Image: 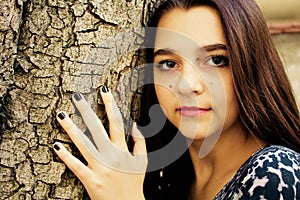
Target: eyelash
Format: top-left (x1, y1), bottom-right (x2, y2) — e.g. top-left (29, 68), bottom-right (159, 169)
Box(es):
top-left (205, 54), bottom-right (229, 68)
top-left (154, 54), bottom-right (229, 71)
top-left (155, 60), bottom-right (178, 71)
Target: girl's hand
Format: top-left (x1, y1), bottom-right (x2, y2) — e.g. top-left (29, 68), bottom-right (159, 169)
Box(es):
top-left (53, 87), bottom-right (147, 200)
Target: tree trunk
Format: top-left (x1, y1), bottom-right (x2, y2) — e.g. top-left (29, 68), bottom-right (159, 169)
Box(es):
top-left (0, 0), bottom-right (159, 199)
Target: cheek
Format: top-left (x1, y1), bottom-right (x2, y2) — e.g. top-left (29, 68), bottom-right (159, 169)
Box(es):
top-left (226, 94), bottom-right (239, 118)
top-left (154, 84), bottom-right (179, 117)
top-left (154, 70), bottom-right (177, 106)
top-left (224, 76), bottom-right (237, 110)
top-left (213, 70), bottom-right (239, 126)
top-left (154, 84), bottom-right (174, 107)
top-left (223, 79), bottom-right (239, 125)
top-left (218, 70), bottom-right (236, 106)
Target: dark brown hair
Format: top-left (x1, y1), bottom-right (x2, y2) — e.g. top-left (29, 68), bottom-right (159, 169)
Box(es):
top-left (142, 0), bottom-right (300, 153)
top-left (139, 1), bottom-right (300, 198)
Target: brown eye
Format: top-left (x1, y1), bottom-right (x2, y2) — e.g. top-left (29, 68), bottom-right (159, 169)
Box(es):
top-left (155, 60), bottom-right (177, 71)
top-left (207, 55), bottom-right (229, 67)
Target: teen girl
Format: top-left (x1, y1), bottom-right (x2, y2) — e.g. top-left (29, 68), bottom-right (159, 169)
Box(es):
top-left (53, 0), bottom-right (300, 199)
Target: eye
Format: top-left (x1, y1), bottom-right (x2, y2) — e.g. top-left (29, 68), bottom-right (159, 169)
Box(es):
top-left (206, 55), bottom-right (229, 67)
top-left (155, 60), bottom-right (178, 71)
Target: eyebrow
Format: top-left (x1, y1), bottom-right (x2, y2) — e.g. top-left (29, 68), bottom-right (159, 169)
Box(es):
top-left (203, 43), bottom-right (227, 52)
top-left (153, 48), bottom-right (175, 57)
top-left (154, 43), bottom-right (227, 57)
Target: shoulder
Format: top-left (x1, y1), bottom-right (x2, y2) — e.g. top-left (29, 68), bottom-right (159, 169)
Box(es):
top-left (235, 145), bottom-right (300, 199)
top-left (250, 145), bottom-right (300, 170)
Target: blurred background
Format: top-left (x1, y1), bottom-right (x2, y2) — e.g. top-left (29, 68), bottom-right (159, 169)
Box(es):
top-left (257, 0), bottom-right (300, 107)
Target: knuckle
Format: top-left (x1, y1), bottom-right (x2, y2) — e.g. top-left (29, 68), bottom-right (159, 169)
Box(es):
top-left (64, 154), bottom-right (82, 173)
top-left (113, 117), bottom-right (124, 126)
top-left (71, 164), bottom-right (83, 174)
top-left (61, 119), bottom-right (76, 132)
top-left (92, 179), bottom-right (104, 189)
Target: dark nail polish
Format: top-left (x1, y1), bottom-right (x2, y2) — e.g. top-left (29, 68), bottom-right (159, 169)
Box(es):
top-left (102, 85), bottom-right (109, 93)
top-left (58, 112), bottom-right (65, 120)
top-left (74, 93), bottom-right (82, 101)
top-left (54, 144), bottom-right (60, 151)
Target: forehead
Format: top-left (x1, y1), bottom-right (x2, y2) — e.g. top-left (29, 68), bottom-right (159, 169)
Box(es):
top-left (155, 6), bottom-right (227, 50)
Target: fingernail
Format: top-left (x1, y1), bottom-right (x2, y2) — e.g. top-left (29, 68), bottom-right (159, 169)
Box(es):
top-left (102, 85), bottom-right (109, 93)
top-left (58, 112), bottom-right (66, 120)
top-left (54, 143), bottom-right (60, 151)
top-left (74, 92), bottom-right (82, 101)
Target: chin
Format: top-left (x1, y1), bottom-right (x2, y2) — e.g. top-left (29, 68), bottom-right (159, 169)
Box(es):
top-left (179, 127), bottom-right (209, 140)
top-left (180, 123), bottom-right (225, 143)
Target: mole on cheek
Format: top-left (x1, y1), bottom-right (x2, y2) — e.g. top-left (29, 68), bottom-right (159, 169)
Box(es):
top-left (169, 85), bottom-right (172, 88)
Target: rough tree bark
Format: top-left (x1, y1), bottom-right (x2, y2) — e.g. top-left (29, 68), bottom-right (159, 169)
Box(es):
top-left (0, 0), bottom-right (159, 199)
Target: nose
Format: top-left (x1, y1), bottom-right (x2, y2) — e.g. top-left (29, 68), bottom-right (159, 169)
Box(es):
top-left (176, 61), bottom-right (205, 96)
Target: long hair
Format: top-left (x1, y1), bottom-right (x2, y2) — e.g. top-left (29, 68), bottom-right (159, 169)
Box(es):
top-left (139, 0), bottom-right (300, 199)
top-left (142, 0), bottom-right (300, 153)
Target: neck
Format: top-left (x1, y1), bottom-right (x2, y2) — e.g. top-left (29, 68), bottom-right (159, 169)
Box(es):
top-left (187, 123), bottom-right (266, 200)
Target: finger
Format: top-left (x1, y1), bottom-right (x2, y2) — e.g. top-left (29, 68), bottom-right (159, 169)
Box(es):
top-left (132, 123), bottom-right (147, 155)
top-left (131, 123), bottom-right (148, 173)
top-left (53, 142), bottom-right (93, 182)
top-left (100, 86), bottom-right (127, 150)
top-left (72, 93), bottom-right (111, 151)
top-left (56, 111), bottom-right (103, 163)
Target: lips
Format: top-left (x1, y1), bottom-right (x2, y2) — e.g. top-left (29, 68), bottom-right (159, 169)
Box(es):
top-left (177, 106), bottom-right (211, 117)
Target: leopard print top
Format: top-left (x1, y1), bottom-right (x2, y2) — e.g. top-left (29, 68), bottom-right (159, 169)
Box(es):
top-left (214, 145), bottom-right (300, 200)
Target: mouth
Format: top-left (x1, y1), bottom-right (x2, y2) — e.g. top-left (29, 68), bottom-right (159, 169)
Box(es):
top-left (176, 106), bottom-right (211, 117)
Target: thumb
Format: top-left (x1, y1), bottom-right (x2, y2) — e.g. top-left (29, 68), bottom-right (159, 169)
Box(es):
top-left (132, 123), bottom-right (147, 155)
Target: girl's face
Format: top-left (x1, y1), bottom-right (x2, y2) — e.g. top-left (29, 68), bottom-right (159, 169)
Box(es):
top-left (153, 6), bottom-right (240, 141)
